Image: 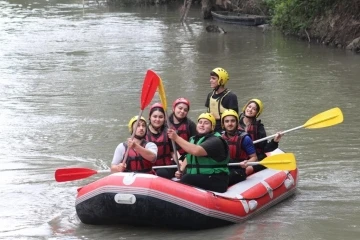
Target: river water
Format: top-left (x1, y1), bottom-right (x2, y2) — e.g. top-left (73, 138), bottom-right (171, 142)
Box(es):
top-left (0, 0), bottom-right (359, 239)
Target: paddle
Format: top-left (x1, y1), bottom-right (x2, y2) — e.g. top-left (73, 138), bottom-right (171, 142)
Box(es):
top-left (121, 70), bottom-right (160, 163)
top-left (253, 107), bottom-right (343, 144)
top-left (153, 153), bottom-right (297, 171)
top-left (54, 153), bottom-right (296, 182)
top-left (156, 75), bottom-right (181, 171)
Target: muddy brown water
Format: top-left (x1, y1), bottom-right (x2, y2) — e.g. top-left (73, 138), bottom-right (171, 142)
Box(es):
top-left (0, 1), bottom-right (359, 239)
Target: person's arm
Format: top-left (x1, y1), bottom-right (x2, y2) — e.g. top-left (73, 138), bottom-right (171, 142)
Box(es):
top-left (138, 142), bottom-right (157, 163)
top-left (205, 92), bottom-right (211, 109)
top-left (241, 136), bottom-right (258, 162)
top-left (222, 92), bottom-right (239, 114)
top-left (111, 143), bottom-right (126, 172)
top-left (167, 129), bottom-right (208, 156)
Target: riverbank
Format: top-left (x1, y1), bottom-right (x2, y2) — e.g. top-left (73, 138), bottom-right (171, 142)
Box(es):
top-left (223, 0), bottom-right (360, 53)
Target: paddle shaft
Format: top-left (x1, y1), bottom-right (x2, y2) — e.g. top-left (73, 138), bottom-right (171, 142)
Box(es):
top-left (164, 111), bottom-right (181, 171)
top-left (252, 108), bottom-right (342, 144)
top-left (253, 125), bottom-right (302, 144)
top-left (153, 162), bottom-right (251, 169)
top-left (121, 109), bottom-right (144, 163)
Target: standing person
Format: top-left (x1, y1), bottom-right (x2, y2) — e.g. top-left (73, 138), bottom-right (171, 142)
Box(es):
top-left (168, 98), bottom-right (197, 158)
top-left (146, 103), bottom-right (177, 179)
top-left (239, 99), bottom-right (282, 173)
top-left (111, 116), bottom-right (157, 174)
top-left (221, 109), bottom-right (258, 185)
top-left (167, 113), bottom-right (230, 193)
top-left (205, 67), bottom-right (239, 133)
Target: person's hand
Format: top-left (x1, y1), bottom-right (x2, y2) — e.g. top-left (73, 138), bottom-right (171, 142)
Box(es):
top-left (167, 128), bottom-right (178, 141)
top-left (274, 132), bottom-right (283, 143)
top-left (127, 138), bottom-right (137, 149)
top-left (175, 170), bottom-right (182, 179)
top-left (239, 160), bottom-right (248, 168)
top-left (115, 163), bottom-right (126, 172)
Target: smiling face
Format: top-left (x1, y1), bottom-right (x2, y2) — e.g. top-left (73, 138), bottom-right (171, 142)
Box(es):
top-left (245, 102), bottom-right (259, 118)
top-left (150, 110), bottom-right (165, 128)
top-left (173, 103), bottom-right (189, 119)
top-left (210, 75), bottom-right (219, 89)
top-left (196, 118), bottom-right (212, 134)
top-left (223, 115), bottom-right (238, 131)
top-left (133, 120), bottom-right (147, 137)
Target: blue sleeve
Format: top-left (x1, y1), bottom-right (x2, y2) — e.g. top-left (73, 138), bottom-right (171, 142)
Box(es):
top-left (241, 136), bottom-right (256, 155)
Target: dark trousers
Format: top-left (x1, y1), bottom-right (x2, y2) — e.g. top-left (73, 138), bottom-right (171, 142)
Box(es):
top-left (229, 167), bottom-right (247, 186)
top-left (155, 168), bottom-right (177, 179)
top-left (180, 173), bottom-right (229, 193)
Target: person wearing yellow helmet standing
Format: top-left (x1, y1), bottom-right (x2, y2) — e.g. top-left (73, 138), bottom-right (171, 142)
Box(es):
top-left (221, 109), bottom-right (258, 185)
top-left (205, 67), bottom-right (239, 133)
top-left (167, 113), bottom-right (230, 193)
top-left (111, 115), bottom-right (158, 174)
top-left (240, 99), bottom-right (283, 174)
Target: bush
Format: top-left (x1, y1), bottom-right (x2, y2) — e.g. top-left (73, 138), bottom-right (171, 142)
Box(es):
top-left (262, 0), bottom-right (336, 33)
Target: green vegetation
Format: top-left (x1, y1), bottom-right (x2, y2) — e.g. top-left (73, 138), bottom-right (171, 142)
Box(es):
top-left (261, 0), bottom-right (336, 33)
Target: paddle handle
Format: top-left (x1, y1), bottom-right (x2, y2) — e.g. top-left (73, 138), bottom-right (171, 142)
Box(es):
top-left (153, 162), bottom-right (245, 169)
top-left (164, 111), bottom-right (181, 171)
top-left (252, 125), bottom-right (303, 144)
top-left (121, 109), bottom-right (144, 164)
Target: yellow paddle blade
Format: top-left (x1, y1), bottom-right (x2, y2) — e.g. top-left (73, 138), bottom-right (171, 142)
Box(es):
top-left (252, 153), bottom-right (297, 171)
top-left (303, 107), bottom-right (343, 129)
top-left (158, 77), bottom-right (167, 110)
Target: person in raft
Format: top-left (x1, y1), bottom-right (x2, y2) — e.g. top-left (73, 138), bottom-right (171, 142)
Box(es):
top-left (205, 67), bottom-right (239, 133)
top-left (111, 115), bottom-right (157, 174)
top-left (167, 113), bottom-right (230, 193)
top-left (146, 103), bottom-right (178, 179)
top-left (239, 99), bottom-right (282, 174)
top-left (168, 98), bottom-right (197, 159)
top-left (220, 109), bottom-right (258, 185)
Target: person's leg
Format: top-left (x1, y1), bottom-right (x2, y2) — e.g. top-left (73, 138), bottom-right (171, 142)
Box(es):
top-left (180, 174), bottom-right (229, 192)
top-left (155, 168), bottom-right (176, 179)
top-left (228, 167), bottom-right (247, 186)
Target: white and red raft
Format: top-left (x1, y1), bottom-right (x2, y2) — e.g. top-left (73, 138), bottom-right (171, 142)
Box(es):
top-left (75, 149), bottom-right (298, 229)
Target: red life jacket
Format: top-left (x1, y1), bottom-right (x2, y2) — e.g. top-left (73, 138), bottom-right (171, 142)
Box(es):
top-left (239, 117), bottom-right (262, 154)
top-left (125, 139), bottom-right (154, 174)
top-left (221, 131), bottom-right (249, 162)
top-left (172, 119), bottom-right (190, 156)
top-left (146, 127), bottom-right (172, 166)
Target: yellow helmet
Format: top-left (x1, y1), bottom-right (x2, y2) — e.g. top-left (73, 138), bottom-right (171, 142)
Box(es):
top-left (198, 113), bottom-right (216, 131)
top-left (211, 67), bottom-right (229, 86)
top-left (242, 99), bottom-right (263, 118)
top-left (128, 115), bottom-right (147, 133)
top-left (221, 109), bottom-right (239, 128)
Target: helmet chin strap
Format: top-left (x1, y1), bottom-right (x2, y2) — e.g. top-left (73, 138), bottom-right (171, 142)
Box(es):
top-left (173, 114), bottom-right (184, 123)
top-left (134, 134), bottom-right (144, 140)
top-left (214, 85), bottom-right (220, 92)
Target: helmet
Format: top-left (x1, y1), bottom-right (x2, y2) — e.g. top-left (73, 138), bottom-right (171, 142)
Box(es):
top-left (211, 67), bottom-right (229, 86)
top-left (242, 99), bottom-right (263, 118)
top-left (128, 115), bottom-right (147, 133)
top-left (172, 98), bottom-right (190, 111)
top-left (197, 113), bottom-right (216, 131)
top-left (149, 103), bottom-right (164, 118)
top-left (221, 109), bottom-right (239, 128)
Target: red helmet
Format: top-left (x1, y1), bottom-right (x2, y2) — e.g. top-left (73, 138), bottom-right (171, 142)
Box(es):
top-left (149, 103), bottom-right (164, 118)
top-left (172, 98), bottom-right (190, 111)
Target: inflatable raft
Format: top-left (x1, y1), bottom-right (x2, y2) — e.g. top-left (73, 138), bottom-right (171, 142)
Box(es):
top-left (75, 150), bottom-right (298, 229)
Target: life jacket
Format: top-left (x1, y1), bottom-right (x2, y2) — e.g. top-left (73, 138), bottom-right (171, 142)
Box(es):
top-left (171, 118), bottom-right (190, 156)
top-left (186, 132), bottom-right (230, 175)
top-left (239, 115), bottom-right (262, 154)
top-left (221, 131), bottom-right (249, 163)
top-left (208, 89), bottom-right (230, 119)
top-left (146, 127), bottom-right (172, 166)
top-left (124, 139), bottom-right (154, 174)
